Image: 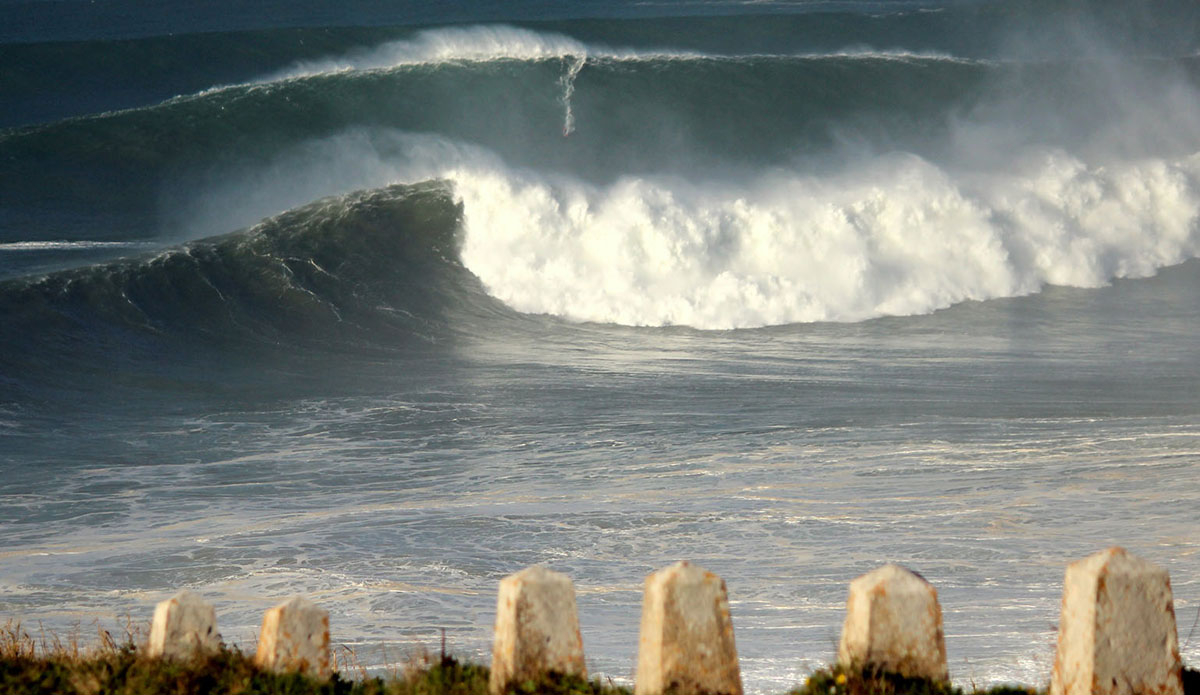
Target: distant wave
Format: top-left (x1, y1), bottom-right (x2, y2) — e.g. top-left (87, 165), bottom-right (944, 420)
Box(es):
top-left (245, 28), bottom-right (980, 137)
top-left (259, 24), bottom-right (977, 83)
top-left (0, 241), bottom-right (155, 252)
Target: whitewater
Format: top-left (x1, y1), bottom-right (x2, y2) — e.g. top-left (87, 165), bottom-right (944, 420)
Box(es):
top-left (1, 2), bottom-right (1199, 693)
top-left (150, 26), bottom-right (1200, 329)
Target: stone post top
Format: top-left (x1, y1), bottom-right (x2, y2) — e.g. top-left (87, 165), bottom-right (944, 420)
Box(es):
top-left (1051, 546), bottom-right (1181, 695)
top-left (837, 561), bottom-right (947, 681)
top-left (159, 589), bottom-right (210, 607)
top-left (647, 561), bottom-right (717, 581)
top-left (850, 564), bottom-right (933, 589)
top-left (503, 565), bottom-right (573, 584)
top-left (273, 595), bottom-right (325, 613)
top-left (1074, 546), bottom-right (1128, 566)
top-left (1068, 546), bottom-right (1167, 575)
top-left (148, 588), bottom-right (221, 660)
top-left (635, 559), bottom-right (740, 695)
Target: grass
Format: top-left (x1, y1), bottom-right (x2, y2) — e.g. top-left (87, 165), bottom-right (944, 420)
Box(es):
top-left (792, 663), bottom-right (1200, 695)
top-left (792, 665), bottom-right (1037, 695)
top-left (0, 621), bottom-right (623, 695)
top-left (1, 623), bottom-right (1197, 695)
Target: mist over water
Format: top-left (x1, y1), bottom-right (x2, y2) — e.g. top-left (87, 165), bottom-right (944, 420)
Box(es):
top-left (2, 2), bottom-right (1199, 692)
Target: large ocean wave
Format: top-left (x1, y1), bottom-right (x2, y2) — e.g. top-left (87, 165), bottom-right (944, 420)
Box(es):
top-left (2, 25), bottom-right (1199, 331)
top-left (4, 136), bottom-right (1198, 339)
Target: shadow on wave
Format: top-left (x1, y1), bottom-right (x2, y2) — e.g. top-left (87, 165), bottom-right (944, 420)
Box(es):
top-left (0, 181), bottom-right (509, 371)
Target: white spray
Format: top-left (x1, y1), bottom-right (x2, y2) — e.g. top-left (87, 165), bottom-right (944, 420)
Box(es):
top-left (560, 54), bottom-right (586, 136)
top-left (447, 149), bottom-right (1200, 328)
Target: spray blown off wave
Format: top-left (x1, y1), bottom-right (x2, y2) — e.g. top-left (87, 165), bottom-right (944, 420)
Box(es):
top-left (265, 25), bottom-right (594, 80)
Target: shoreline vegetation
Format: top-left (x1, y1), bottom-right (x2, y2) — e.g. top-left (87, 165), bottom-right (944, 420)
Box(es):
top-left (2, 624), bottom-right (1198, 695)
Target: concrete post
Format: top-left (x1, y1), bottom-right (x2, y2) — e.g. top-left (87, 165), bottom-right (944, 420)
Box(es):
top-left (837, 564), bottom-right (948, 681)
top-left (635, 561), bottom-right (742, 695)
top-left (254, 596), bottom-right (331, 679)
top-left (1050, 547), bottom-right (1183, 695)
top-left (146, 590), bottom-right (221, 659)
top-left (489, 566), bottom-right (587, 694)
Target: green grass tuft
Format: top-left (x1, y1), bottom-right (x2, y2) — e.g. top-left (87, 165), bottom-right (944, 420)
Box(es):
top-left (0, 620), bottom-right (632, 695)
top-left (392, 656), bottom-right (490, 695)
top-left (789, 664), bottom-right (1042, 695)
top-left (506, 671), bottom-right (631, 695)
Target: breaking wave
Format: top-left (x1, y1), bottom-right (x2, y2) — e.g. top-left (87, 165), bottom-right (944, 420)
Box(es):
top-left (3, 25), bottom-right (1199, 331)
top-left (447, 147), bottom-right (1200, 328)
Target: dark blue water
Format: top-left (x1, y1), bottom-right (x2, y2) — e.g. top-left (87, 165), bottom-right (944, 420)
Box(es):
top-left (2, 1), bottom-right (1199, 690)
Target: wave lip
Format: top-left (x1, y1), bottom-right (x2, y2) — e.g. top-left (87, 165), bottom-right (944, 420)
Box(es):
top-left (259, 24), bottom-right (977, 83)
top-left (263, 25), bottom-right (594, 81)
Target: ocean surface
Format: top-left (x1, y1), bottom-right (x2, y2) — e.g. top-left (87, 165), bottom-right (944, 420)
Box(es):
top-left (2, 0), bottom-right (1200, 689)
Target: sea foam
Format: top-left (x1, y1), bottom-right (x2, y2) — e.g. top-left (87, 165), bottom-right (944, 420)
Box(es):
top-left (449, 149), bottom-right (1200, 328)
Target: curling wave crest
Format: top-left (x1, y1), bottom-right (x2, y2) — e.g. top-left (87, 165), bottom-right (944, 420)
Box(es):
top-left (266, 26), bottom-right (597, 81)
top-left (261, 24), bottom-right (966, 82)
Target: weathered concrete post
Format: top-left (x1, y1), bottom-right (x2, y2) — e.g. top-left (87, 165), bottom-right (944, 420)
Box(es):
top-left (254, 596), bottom-right (331, 679)
top-left (1050, 547), bottom-right (1183, 695)
top-left (836, 564), bottom-right (948, 681)
top-left (488, 566), bottom-right (587, 694)
top-left (635, 561), bottom-right (742, 695)
top-left (146, 590), bottom-right (221, 659)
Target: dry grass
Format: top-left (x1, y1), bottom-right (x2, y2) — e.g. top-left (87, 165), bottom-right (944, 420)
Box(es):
top-left (790, 664), bottom-right (1040, 695)
top-left (2, 623), bottom-right (1197, 695)
top-left (0, 620), bottom-right (616, 695)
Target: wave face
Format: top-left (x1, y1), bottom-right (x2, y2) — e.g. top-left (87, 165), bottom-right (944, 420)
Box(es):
top-left (452, 150), bottom-right (1200, 327)
top-left (3, 14), bottom-right (1200, 332)
top-left (0, 182), bottom-right (503, 370)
